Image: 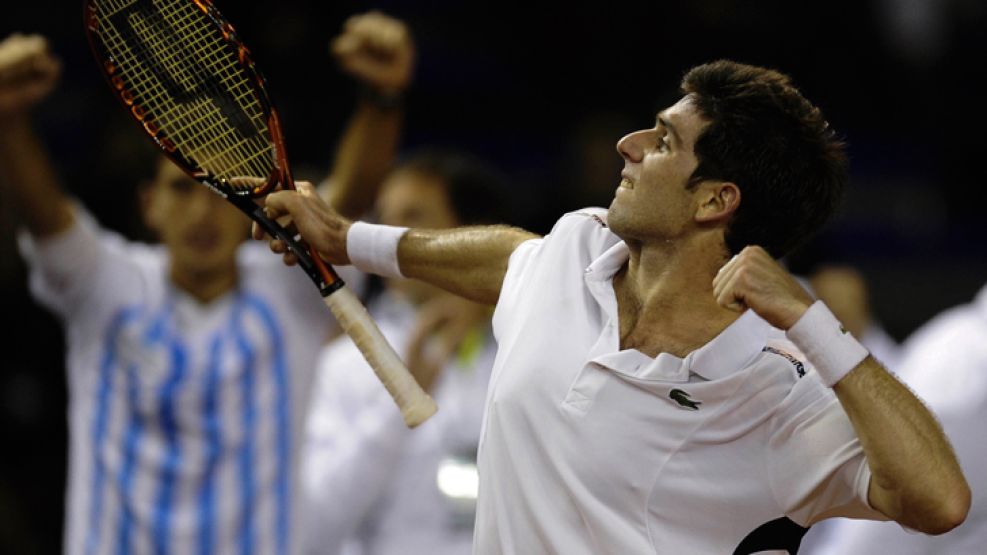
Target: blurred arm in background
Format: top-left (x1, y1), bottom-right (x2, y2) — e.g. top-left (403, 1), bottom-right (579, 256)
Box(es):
top-left (322, 11), bottom-right (414, 220)
top-left (0, 33), bottom-right (70, 239)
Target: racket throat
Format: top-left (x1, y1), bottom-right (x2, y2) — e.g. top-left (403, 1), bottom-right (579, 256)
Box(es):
top-left (228, 196), bottom-right (343, 295)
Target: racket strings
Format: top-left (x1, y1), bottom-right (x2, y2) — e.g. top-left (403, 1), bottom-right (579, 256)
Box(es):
top-left (92, 0), bottom-right (274, 190)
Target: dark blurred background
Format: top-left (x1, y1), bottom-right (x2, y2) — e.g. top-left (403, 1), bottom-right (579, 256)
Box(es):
top-left (1, 1), bottom-right (985, 552)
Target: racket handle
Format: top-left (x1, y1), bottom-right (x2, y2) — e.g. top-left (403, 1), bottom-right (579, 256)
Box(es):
top-left (323, 286), bottom-right (437, 427)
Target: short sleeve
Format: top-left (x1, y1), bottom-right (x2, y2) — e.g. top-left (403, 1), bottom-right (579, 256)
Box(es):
top-left (767, 372), bottom-right (889, 526)
top-left (491, 237), bottom-right (542, 342)
top-left (492, 208), bottom-right (616, 343)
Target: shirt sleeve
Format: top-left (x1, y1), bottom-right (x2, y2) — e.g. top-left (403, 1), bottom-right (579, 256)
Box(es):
top-left (492, 208), bottom-right (614, 343)
top-left (17, 206), bottom-right (140, 320)
top-left (767, 372), bottom-right (889, 526)
top-left (491, 237), bottom-right (543, 342)
top-left (298, 332), bottom-right (412, 555)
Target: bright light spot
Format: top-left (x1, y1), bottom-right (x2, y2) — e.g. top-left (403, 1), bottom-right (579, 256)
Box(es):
top-left (436, 458), bottom-right (479, 500)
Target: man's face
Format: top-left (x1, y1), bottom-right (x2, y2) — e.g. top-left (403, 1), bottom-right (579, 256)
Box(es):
top-left (143, 159), bottom-right (247, 282)
top-left (607, 95), bottom-right (710, 243)
top-left (376, 169), bottom-right (459, 304)
top-left (377, 169), bottom-right (459, 229)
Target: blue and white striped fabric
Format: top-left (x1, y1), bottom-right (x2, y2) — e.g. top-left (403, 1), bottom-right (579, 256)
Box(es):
top-left (21, 210), bottom-right (337, 555)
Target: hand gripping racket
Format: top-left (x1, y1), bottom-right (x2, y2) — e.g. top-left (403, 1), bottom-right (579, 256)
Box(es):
top-left (84, 0), bottom-right (436, 427)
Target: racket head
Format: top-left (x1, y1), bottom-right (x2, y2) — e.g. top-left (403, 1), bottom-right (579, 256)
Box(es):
top-left (84, 0), bottom-right (289, 198)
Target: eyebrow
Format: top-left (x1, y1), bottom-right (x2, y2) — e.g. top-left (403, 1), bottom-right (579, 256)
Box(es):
top-left (656, 113), bottom-right (682, 147)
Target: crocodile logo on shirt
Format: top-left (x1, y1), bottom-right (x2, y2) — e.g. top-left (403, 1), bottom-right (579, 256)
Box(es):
top-left (669, 388), bottom-right (702, 410)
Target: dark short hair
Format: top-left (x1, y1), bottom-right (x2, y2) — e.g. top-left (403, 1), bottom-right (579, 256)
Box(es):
top-left (396, 148), bottom-right (510, 226)
top-left (681, 60), bottom-right (847, 258)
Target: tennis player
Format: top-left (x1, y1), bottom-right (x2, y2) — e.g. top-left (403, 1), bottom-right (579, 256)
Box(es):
top-left (0, 12), bottom-right (412, 555)
top-left (259, 60), bottom-right (970, 553)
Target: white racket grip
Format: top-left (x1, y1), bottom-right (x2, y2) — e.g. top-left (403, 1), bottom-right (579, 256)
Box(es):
top-left (323, 286), bottom-right (437, 427)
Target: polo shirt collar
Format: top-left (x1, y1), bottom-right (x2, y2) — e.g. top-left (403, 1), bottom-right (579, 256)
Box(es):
top-left (584, 241), bottom-right (629, 282)
top-left (688, 310), bottom-right (773, 381)
top-left (582, 240), bottom-right (774, 382)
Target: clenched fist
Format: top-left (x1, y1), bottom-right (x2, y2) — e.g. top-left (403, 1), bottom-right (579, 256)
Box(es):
top-left (331, 11), bottom-right (414, 96)
top-left (0, 34), bottom-right (61, 124)
top-left (712, 246), bottom-right (814, 330)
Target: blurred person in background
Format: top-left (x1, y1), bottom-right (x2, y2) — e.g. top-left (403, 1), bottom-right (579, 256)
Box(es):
top-left (807, 264), bottom-right (901, 369)
top-left (300, 149), bottom-right (510, 555)
top-left (803, 281), bottom-right (987, 554)
top-left (0, 11), bottom-right (412, 555)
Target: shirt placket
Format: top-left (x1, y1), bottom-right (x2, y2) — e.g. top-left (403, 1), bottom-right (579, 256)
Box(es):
top-left (560, 268), bottom-right (622, 414)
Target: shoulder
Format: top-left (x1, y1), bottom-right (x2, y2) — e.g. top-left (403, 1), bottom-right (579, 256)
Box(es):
top-left (748, 337), bottom-right (836, 412)
top-left (758, 339), bottom-right (811, 384)
top-left (75, 207), bottom-right (169, 277)
top-left (898, 301), bottom-right (987, 381)
top-left (901, 302), bottom-right (986, 360)
top-left (530, 207), bottom-right (621, 262)
top-left (896, 298), bottom-right (987, 407)
top-left (23, 206), bottom-right (167, 293)
top-left (501, 208), bottom-right (617, 287)
top-left (547, 207), bottom-right (612, 237)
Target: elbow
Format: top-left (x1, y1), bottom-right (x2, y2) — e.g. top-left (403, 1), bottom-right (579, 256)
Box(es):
top-left (931, 483), bottom-right (971, 535)
top-left (914, 480), bottom-right (971, 535)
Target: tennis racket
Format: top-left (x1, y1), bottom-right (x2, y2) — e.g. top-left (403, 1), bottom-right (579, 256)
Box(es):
top-left (84, 0), bottom-right (436, 427)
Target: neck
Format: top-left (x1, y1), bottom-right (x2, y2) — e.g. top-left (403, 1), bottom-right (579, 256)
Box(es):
top-left (170, 264), bottom-right (238, 304)
top-left (613, 234), bottom-right (738, 357)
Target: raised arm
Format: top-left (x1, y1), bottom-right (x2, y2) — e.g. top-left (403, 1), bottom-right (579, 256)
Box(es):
top-left (322, 11), bottom-right (414, 219)
top-left (396, 225), bottom-right (536, 304)
top-left (714, 246), bottom-right (970, 534)
top-left (0, 33), bottom-right (72, 238)
top-left (255, 182), bottom-right (537, 305)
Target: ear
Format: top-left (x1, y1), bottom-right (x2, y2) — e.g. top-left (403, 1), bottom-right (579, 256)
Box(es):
top-left (695, 181), bottom-right (740, 224)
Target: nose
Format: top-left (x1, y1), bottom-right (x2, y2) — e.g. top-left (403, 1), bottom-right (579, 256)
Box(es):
top-left (616, 129), bottom-right (646, 163)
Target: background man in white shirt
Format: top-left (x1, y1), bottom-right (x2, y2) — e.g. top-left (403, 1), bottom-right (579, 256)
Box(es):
top-left (803, 282), bottom-right (987, 554)
top-left (301, 150), bottom-right (508, 555)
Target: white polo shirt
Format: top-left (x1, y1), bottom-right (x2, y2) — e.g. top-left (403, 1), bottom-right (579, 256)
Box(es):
top-left (300, 292), bottom-right (496, 555)
top-left (474, 209), bottom-right (884, 554)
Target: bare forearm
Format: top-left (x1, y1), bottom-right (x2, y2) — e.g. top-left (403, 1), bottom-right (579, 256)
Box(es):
top-left (713, 251), bottom-right (969, 532)
top-left (259, 189), bottom-right (536, 303)
top-left (835, 358), bottom-right (970, 533)
top-left (0, 118), bottom-right (73, 237)
top-left (398, 225), bottom-right (538, 305)
top-left (325, 100), bottom-right (401, 219)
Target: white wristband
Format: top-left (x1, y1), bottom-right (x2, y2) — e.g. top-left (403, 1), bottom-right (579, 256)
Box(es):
top-left (786, 301), bottom-right (869, 387)
top-left (346, 221), bottom-right (408, 278)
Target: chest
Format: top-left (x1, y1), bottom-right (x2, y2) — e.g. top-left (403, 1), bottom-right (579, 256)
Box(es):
top-left (487, 338), bottom-right (789, 543)
top-left (86, 294), bottom-right (304, 424)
